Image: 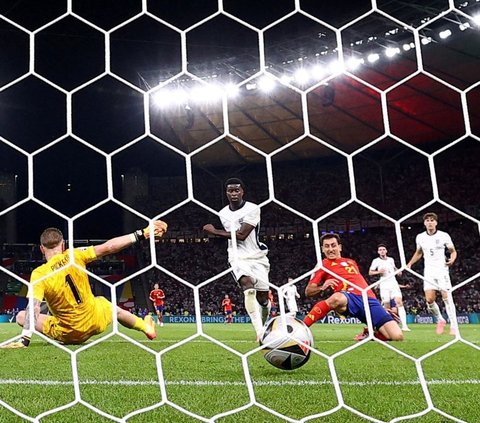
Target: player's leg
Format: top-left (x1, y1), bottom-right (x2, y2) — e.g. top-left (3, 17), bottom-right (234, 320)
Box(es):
top-left (116, 305), bottom-right (156, 340)
top-left (369, 299), bottom-right (404, 341)
top-left (304, 292), bottom-right (347, 327)
top-left (441, 289), bottom-right (458, 335)
top-left (15, 310), bottom-right (49, 333)
top-left (239, 275), bottom-right (264, 339)
top-left (424, 286), bottom-right (446, 334)
top-left (256, 290), bottom-right (271, 324)
top-left (394, 291), bottom-right (410, 331)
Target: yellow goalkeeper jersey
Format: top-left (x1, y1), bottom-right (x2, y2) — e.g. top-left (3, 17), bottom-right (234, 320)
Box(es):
top-left (31, 247), bottom-right (98, 328)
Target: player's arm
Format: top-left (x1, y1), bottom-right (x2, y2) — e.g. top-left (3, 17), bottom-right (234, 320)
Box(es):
top-left (446, 245), bottom-right (457, 267)
top-left (407, 247), bottom-right (423, 269)
top-left (203, 222), bottom-right (254, 241)
top-left (94, 220), bottom-right (167, 258)
top-left (1, 298), bottom-right (41, 349)
top-left (368, 260), bottom-right (383, 276)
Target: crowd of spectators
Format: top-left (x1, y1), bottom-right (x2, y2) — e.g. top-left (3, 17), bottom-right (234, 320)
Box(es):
top-left (1, 141), bottom-right (479, 317)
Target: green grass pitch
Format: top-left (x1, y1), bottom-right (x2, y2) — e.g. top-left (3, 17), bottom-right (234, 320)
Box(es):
top-left (0, 323), bottom-right (479, 422)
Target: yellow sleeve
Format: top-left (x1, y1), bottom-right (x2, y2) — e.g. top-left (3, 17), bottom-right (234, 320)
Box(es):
top-left (74, 246), bottom-right (97, 265)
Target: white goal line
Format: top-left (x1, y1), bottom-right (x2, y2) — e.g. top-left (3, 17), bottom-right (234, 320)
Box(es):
top-left (0, 378), bottom-right (478, 387)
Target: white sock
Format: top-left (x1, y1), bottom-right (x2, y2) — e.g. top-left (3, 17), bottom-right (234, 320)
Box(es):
top-left (398, 306), bottom-right (408, 328)
top-left (427, 301), bottom-right (445, 322)
top-left (244, 289), bottom-right (263, 336)
top-left (260, 298), bottom-right (271, 325)
top-left (443, 298), bottom-right (458, 329)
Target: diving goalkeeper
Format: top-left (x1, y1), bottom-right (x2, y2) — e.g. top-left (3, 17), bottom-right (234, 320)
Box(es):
top-left (1, 221), bottom-right (167, 349)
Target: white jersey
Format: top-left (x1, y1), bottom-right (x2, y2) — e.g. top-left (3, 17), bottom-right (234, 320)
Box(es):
top-left (284, 284), bottom-right (299, 301)
top-left (415, 230), bottom-right (454, 273)
top-left (284, 284), bottom-right (299, 313)
top-left (370, 257), bottom-right (399, 289)
top-left (219, 201), bottom-right (269, 262)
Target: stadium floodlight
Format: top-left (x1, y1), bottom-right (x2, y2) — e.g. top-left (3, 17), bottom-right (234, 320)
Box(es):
top-left (328, 60), bottom-right (344, 75)
top-left (459, 22), bottom-right (470, 31)
top-left (367, 53), bottom-right (380, 63)
top-left (310, 64), bottom-right (325, 80)
top-left (439, 29), bottom-right (452, 39)
top-left (473, 14), bottom-right (480, 26)
top-left (280, 74), bottom-right (294, 85)
top-left (224, 83), bottom-right (239, 98)
top-left (258, 76), bottom-right (276, 93)
top-left (190, 85), bottom-right (223, 104)
top-left (402, 43), bottom-right (411, 51)
top-left (385, 47), bottom-right (400, 58)
top-left (294, 68), bottom-right (310, 85)
top-left (153, 89), bottom-right (183, 108)
top-left (421, 36), bottom-right (432, 45)
top-left (346, 57), bottom-right (363, 70)
top-left (245, 82), bottom-right (257, 91)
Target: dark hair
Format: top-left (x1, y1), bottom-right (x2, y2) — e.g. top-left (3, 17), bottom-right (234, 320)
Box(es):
top-left (40, 228), bottom-right (64, 249)
top-left (377, 243), bottom-right (387, 249)
top-left (423, 212), bottom-right (438, 221)
top-left (225, 178), bottom-right (245, 190)
top-left (320, 233), bottom-right (341, 245)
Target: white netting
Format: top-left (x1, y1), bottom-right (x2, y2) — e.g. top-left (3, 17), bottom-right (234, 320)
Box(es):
top-left (0, 0), bottom-right (479, 421)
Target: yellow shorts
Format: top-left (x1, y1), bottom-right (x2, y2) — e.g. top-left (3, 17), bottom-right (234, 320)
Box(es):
top-left (42, 296), bottom-right (113, 344)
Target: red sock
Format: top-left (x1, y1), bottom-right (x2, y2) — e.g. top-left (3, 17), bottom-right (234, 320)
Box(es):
top-left (374, 331), bottom-right (389, 341)
top-left (303, 301), bottom-right (332, 327)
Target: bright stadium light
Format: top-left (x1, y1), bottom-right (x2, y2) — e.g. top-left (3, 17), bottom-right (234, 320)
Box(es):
top-left (310, 64), bottom-right (325, 80)
top-left (439, 29), bottom-right (452, 39)
top-left (224, 83), bottom-right (239, 98)
top-left (421, 36), bottom-right (432, 45)
top-left (258, 76), bottom-right (276, 93)
top-left (346, 57), bottom-right (363, 70)
top-left (385, 47), bottom-right (400, 58)
top-left (294, 68), bottom-right (310, 85)
top-left (280, 74), bottom-right (294, 85)
top-left (328, 60), bottom-right (344, 75)
top-left (367, 53), bottom-right (380, 63)
top-left (459, 22), bottom-right (470, 31)
top-left (153, 89), bottom-right (182, 108)
top-left (473, 14), bottom-right (480, 26)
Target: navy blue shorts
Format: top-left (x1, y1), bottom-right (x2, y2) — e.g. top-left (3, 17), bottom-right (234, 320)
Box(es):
top-left (342, 292), bottom-right (393, 330)
top-left (155, 305), bottom-right (164, 312)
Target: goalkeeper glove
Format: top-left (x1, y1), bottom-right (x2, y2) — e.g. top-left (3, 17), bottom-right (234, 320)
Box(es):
top-left (133, 220), bottom-right (168, 242)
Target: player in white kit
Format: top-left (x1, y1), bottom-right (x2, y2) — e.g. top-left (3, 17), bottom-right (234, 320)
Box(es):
top-left (203, 178), bottom-right (271, 340)
top-left (407, 212), bottom-right (458, 335)
top-left (283, 278), bottom-right (300, 316)
top-left (369, 244), bottom-right (410, 331)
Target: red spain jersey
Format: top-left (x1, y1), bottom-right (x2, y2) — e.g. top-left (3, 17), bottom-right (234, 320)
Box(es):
top-left (268, 291), bottom-right (276, 307)
top-left (150, 289), bottom-right (165, 306)
top-left (222, 298), bottom-right (233, 312)
top-left (310, 258), bottom-right (376, 299)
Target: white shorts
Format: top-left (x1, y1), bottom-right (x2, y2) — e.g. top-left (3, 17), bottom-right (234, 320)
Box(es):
top-left (230, 256), bottom-right (270, 291)
top-left (423, 269), bottom-right (452, 292)
top-left (379, 286), bottom-right (402, 303)
top-left (286, 299), bottom-right (298, 313)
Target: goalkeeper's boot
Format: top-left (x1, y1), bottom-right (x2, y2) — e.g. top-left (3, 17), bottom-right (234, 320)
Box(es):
top-left (144, 315), bottom-right (157, 340)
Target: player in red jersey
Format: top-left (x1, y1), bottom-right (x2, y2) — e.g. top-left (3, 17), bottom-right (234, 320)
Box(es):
top-left (222, 294), bottom-right (235, 324)
top-left (303, 233), bottom-right (403, 342)
top-left (268, 290), bottom-right (278, 317)
top-left (149, 284), bottom-right (165, 326)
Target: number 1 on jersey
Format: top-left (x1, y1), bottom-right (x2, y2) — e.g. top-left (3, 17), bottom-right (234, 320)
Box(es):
top-left (66, 274), bottom-right (82, 304)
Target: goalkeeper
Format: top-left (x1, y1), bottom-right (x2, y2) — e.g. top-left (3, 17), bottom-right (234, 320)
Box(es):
top-left (1, 221), bottom-right (167, 349)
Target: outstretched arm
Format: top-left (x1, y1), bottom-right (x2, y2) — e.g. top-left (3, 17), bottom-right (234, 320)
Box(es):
top-left (203, 222), bottom-right (254, 241)
top-left (94, 220), bottom-right (167, 258)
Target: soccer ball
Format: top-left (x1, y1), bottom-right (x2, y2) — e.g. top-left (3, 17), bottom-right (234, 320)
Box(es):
top-left (260, 315), bottom-right (314, 370)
